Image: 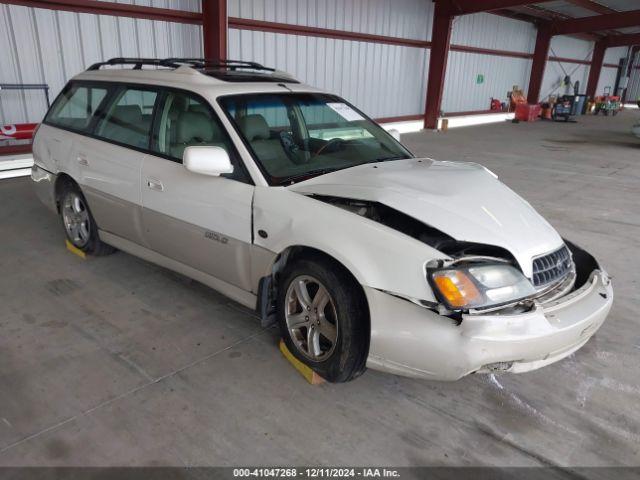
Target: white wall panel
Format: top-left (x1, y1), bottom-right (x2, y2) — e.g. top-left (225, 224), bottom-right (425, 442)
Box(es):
top-left (549, 35), bottom-right (593, 61)
top-left (597, 67), bottom-right (619, 96)
top-left (604, 46), bottom-right (627, 65)
top-left (0, 4), bottom-right (202, 124)
top-left (626, 55), bottom-right (640, 102)
top-left (442, 52), bottom-right (531, 113)
top-left (450, 13), bottom-right (536, 53)
top-left (228, 29), bottom-right (428, 119)
top-left (228, 0), bottom-right (433, 41)
top-left (540, 61), bottom-right (589, 101)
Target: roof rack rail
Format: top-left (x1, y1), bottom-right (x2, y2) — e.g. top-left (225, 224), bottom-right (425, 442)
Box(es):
top-left (87, 57), bottom-right (180, 71)
top-left (165, 58), bottom-right (276, 72)
top-left (85, 57), bottom-right (297, 82)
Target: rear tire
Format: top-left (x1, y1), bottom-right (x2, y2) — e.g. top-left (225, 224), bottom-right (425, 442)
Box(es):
top-left (59, 181), bottom-right (115, 256)
top-left (277, 257), bottom-right (368, 383)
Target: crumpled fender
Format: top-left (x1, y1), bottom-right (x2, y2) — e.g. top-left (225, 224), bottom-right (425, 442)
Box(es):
top-left (252, 185), bottom-right (444, 302)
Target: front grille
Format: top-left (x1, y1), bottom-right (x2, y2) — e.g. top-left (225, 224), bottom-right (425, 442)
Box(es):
top-left (532, 245), bottom-right (573, 288)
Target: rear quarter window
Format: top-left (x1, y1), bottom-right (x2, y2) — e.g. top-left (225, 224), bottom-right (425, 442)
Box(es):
top-left (45, 84), bottom-right (108, 132)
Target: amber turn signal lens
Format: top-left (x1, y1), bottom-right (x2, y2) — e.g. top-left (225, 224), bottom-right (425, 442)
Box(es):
top-left (433, 271), bottom-right (482, 308)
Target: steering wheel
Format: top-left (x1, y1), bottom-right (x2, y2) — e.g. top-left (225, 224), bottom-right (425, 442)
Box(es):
top-left (309, 138), bottom-right (345, 162)
top-left (279, 131), bottom-right (304, 163)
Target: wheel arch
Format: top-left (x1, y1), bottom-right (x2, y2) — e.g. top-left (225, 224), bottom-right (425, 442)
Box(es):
top-left (259, 244), bottom-right (371, 346)
top-left (53, 172), bottom-right (79, 213)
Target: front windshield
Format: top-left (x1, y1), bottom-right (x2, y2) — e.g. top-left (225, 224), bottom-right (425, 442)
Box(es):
top-left (218, 93), bottom-right (413, 185)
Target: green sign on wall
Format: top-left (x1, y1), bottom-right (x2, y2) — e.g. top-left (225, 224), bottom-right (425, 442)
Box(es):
top-left (476, 74), bottom-right (485, 85)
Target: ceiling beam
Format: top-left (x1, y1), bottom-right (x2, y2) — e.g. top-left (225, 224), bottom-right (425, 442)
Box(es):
top-left (553, 10), bottom-right (640, 35)
top-left (606, 33), bottom-right (640, 48)
top-left (450, 0), bottom-right (553, 16)
top-left (564, 0), bottom-right (616, 15)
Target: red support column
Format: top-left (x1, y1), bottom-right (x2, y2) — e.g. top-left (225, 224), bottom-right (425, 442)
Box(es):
top-left (527, 24), bottom-right (552, 104)
top-left (586, 40), bottom-right (607, 99)
top-left (424, 1), bottom-right (454, 130)
top-left (202, 0), bottom-right (227, 61)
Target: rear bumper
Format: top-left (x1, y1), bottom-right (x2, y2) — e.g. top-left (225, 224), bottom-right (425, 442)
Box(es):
top-left (31, 164), bottom-right (57, 213)
top-left (365, 270), bottom-right (613, 381)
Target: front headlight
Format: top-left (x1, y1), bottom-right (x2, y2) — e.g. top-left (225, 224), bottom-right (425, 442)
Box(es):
top-left (429, 263), bottom-right (535, 310)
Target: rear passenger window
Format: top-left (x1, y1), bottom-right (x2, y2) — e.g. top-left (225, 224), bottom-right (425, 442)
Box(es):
top-left (151, 91), bottom-right (248, 182)
top-left (45, 84), bottom-right (107, 132)
top-left (95, 87), bottom-right (158, 149)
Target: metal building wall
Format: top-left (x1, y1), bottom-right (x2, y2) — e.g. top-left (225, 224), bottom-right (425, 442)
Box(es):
top-left (539, 37), bottom-right (593, 101)
top-left (442, 13), bottom-right (535, 113)
top-left (228, 0), bottom-right (433, 40)
top-left (0, 1), bottom-right (202, 125)
top-left (626, 55), bottom-right (640, 102)
top-left (227, 0), bottom-right (432, 120)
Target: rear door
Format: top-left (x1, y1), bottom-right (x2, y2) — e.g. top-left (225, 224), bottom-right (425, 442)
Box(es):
top-left (80, 85), bottom-right (160, 245)
top-left (40, 82), bottom-right (110, 179)
top-left (141, 89), bottom-right (255, 291)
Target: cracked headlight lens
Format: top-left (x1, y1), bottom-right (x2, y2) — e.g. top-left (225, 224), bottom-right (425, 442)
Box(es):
top-left (430, 264), bottom-right (535, 310)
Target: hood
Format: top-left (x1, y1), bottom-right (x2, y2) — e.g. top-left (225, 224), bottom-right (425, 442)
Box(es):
top-left (289, 158), bottom-right (563, 278)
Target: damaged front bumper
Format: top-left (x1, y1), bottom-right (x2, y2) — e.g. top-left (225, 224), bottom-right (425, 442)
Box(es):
top-left (365, 269), bottom-right (613, 381)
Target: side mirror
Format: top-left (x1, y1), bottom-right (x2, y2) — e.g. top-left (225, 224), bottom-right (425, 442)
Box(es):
top-left (183, 146), bottom-right (234, 177)
top-left (388, 129), bottom-right (401, 142)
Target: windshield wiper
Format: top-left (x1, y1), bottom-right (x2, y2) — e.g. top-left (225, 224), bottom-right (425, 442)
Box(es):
top-left (274, 167), bottom-right (341, 185)
top-left (370, 155), bottom-right (409, 163)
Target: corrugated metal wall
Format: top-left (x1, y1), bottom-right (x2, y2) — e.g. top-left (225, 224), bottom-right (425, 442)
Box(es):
top-left (0, 0), bottom-right (627, 126)
top-left (442, 13), bottom-right (535, 113)
top-left (626, 54), bottom-right (640, 102)
top-left (0, 1), bottom-right (202, 125)
top-left (539, 37), bottom-right (593, 101)
top-left (598, 46), bottom-right (627, 96)
top-left (228, 0), bottom-right (433, 40)
top-left (228, 29), bottom-right (429, 119)
top-left (227, 0), bottom-right (432, 119)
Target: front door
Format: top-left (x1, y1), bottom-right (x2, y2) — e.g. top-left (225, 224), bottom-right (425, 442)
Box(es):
top-left (141, 89), bottom-right (255, 291)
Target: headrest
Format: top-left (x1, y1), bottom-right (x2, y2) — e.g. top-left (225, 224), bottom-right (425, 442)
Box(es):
top-left (168, 95), bottom-right (189, 118)
top-left (238, 114), bottom-right (270, 141)
top-left (111, 105), bottom-right (142, 125)
top-left (189, 104), bottom-right (209, 115)
top-left (176, 111), bottom-right (215, 143)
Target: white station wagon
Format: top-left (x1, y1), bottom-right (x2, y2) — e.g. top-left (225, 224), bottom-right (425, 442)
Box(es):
top-left (32, 58), bottom-right (613, 382)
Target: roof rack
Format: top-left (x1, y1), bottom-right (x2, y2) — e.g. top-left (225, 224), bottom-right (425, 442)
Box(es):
top-left (85, 57), bottom-right (297, 82)
top-left (87, 57), bottom-right (276, 72)
top-left (165, 58), bottom-right (276, 72)
top-left (87, 57), bottom-right (181, 70)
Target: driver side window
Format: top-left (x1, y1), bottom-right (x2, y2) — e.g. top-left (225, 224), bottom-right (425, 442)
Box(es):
top-left (151, 91), bottom-right (248, 182)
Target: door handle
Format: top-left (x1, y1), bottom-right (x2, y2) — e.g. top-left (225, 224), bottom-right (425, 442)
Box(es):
top-left (147, 179), bottom-right (164, 191)
top-left (77, 154), bottom-right (88, 166)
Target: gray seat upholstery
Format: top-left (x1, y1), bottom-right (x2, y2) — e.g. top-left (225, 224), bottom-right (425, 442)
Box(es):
top-left (170, 111), bottom-right (225, 159)
top-left (238, 114), bottom-right (291, 172)
top-left (100, 105), bottom-right (150, 148)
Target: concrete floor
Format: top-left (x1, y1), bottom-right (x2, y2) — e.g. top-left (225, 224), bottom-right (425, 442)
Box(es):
top-left (0, 111), bottom-right (639, 467)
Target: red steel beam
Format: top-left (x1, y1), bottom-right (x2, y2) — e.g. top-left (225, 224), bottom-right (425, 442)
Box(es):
top-left (1, 0), bottom-right (201, 24)
top-left (424, 1), bottom-right (454, 129)
top-left (586, 40), bottom-right (607, 98)
top-left (553, 10), bottom-right (640, 35)
top-left (606, 33), bottom-right (640, 48)
top-left (228, 18), bottom-right (430, 48)
top-left (451, 0), bottom-right (553, 15)
top-left (527, 24), bottom-right (552, 104)
top-left (202, 0), bottom-right (227, 61)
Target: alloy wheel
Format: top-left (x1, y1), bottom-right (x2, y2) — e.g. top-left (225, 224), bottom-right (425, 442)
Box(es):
top-left (285, 275), bottom-right (338, 361)
top-left (62, 192), bottom-right (91, 248)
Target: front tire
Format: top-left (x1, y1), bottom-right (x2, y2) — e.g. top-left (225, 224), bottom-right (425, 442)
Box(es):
top-left (59, 181), bottom-right (115, 256)
top-left (277, 258), bottom-right (368, 383)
